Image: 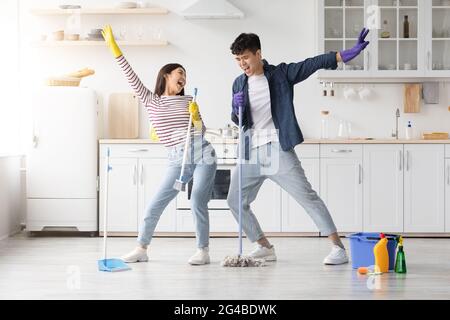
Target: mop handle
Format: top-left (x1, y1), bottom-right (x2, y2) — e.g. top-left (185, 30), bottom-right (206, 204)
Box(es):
top-left (178, 89), bottom-right (198, 180)
top-left (179, 113), bottom-right (193, 179)
top-left (238, 104), bottom-right (243, 256)
top-left (103, 147), bottom-right (111, 261)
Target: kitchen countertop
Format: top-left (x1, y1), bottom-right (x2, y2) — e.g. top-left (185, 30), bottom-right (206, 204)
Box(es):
top-left (99, 138), bottom-right (450, 144)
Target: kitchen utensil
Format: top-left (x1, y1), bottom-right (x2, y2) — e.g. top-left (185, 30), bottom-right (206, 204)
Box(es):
top-left (404, 83), bottom-right (422, 113)
top-left (98, 147), bottom-right (131, 273)
top-left (173, 88), bottom-right (198, 192)
top-left (108, 93), bottom-right (140, 139)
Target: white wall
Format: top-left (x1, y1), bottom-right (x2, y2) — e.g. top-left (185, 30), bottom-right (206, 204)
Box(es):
top-left (18, 0), bottom-right (450, 146)
top-left (0, 157), bottom-right (22, 240)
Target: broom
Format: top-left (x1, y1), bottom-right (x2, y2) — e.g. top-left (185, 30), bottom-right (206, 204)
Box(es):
top-left (173, 88), bottom-right (198, 191)
top-left (222, 103), bottom-right (264, 268)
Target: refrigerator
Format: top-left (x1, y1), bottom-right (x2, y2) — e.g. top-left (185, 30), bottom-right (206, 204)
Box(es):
top-left (27, 87), bottom-right (98, 232)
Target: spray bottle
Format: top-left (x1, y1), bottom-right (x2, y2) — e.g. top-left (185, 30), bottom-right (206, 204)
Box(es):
top-left (395, 236), bottom-right (407, 274)
top-left (373, 233), bottom-right (389, 273)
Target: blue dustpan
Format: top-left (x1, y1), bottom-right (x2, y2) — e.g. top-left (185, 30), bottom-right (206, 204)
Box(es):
top-left (98, 148), bottom-right (131, 272)
top-left (98, 258), bottom-right (131, 272)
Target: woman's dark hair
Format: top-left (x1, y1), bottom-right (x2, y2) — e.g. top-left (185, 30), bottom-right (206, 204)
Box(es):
top-left (154, 63), bottom-right (186, 96)
top-left (230, 33), bottom-right (261, 55)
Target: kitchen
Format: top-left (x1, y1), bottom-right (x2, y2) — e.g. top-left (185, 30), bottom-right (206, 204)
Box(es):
top-left (1, 0), bottom-right (450, 304)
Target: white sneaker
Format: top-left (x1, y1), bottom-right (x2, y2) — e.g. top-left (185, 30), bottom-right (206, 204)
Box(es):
top-left (323, 245), bottom-right (349, 265)
top-left (249, 244), bottom-right (277, 261)
top-left (121, 247), bottom-right (149, 263)
top-left (188, 248), bottom-right (210, 265)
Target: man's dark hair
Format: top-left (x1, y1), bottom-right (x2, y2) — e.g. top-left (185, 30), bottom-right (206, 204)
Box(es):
top-left (230, 33), bottom-right (261, 55)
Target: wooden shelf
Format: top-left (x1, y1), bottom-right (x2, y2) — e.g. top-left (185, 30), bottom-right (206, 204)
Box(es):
top-left (30, 7), bottom-right (169, 16)
top-left (32, 40), bottom-right (169, 47)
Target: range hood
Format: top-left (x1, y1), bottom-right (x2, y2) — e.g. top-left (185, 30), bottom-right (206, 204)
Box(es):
top-left (181, 0), bottom-right (244, 19)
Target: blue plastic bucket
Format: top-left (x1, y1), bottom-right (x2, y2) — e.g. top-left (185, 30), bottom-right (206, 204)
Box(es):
top-left (347, 233), bottom-right (398, 270)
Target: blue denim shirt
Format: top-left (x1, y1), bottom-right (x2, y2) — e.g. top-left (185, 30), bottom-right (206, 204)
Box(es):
top-left (231, 52), bottom-right (338, 157)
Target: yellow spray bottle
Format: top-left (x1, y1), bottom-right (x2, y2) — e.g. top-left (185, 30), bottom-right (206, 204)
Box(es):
top-left (373, 233), bottom-right (389, 273)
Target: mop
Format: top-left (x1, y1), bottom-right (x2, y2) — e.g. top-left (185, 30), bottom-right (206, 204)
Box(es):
top-left (222, 103), bottom-right (264, 268)
top-left (98, 147), bottom-right (131, 272)
top-left (173, 88), bottom-right (198, 191)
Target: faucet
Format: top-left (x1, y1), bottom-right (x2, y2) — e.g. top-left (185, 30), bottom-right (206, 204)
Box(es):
top-left (392, 108), bottom-right (400, 140)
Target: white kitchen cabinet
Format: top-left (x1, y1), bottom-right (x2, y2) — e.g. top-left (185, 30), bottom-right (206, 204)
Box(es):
top-left (320, 145), bottom-right (363, 232)
top-left (138, 159), bottom-right (176, 233)
top-left (318, 0), bottom-right (370, 78)
top-left (318, 0), bottom-right (450, 79)
top-left (99, 158), bottom-right (138, 233)
top-left (363, 145), bottom-right (404, 232)
top-left (282, 145), bottom-right (320, 232)
top-left (445, 159), bottom-right (450, 232)
top-left (251, 180), bottom-right (282, 232)
top-left (99, 144), bottom-right (176, 234)
top-left (425, 1), bottom-right (450, 76)
top-left (404, 145), bottom-right (445, 232)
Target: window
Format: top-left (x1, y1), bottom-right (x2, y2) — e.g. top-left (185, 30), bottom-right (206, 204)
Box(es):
top-left (0, 0), bottom-right (20, 154)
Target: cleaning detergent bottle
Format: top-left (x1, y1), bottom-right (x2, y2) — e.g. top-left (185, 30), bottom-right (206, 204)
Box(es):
top-left (394, 236), bottom-right (407, 274)
top-left (406, 121), bottom-right (413, 140)
top-left (373, 233), bottom-right (389, 273)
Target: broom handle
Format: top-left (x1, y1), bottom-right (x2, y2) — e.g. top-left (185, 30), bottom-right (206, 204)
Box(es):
top-left (179, 113), bottom-right (193, 179)
top-left (179, 89), bottom-right (198, 180)
top-left (103, 147), bottom-right (111, 261)
top-left (238, 104), bottom-right (243, 256)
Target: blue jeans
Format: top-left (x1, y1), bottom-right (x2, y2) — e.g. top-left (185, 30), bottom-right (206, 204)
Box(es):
top-left (137, 138), bottom-right (217, 248)
top-left (227, 142), bottom-right (337, 242)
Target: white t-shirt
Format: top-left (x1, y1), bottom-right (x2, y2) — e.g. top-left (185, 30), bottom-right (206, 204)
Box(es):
top-left (247, 74), bottom-right (278, 148)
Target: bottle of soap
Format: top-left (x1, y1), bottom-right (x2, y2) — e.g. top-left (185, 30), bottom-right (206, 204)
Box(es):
top-left (394, 236), bottom-right (407, 274)
top-left (406, 121), bottom-right (413, 140)
top-left (373, 233), bottom-right (389, 273)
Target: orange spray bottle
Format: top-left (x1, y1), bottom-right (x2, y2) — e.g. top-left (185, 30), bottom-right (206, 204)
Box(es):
top-left (373, 233), bottom-right (389, 273)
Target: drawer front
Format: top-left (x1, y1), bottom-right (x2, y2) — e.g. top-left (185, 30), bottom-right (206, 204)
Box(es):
top-left (446, 145), bottom-right (450, 158)
top-left (294, 144), bottom-right (319, 159)
top-left (320, 144), bottom-right (363, 158)
top-left (99, 144), bottom-right (167, 159)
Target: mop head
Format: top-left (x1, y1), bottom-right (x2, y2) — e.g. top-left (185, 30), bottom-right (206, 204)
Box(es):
top-left (221, 255), bottom-right (265, 267)
top-left (98, 258), bottom-right (131, 272)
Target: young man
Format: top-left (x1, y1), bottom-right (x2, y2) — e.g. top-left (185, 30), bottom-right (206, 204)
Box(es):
top-left (227, 29), bottom-right (370, 265)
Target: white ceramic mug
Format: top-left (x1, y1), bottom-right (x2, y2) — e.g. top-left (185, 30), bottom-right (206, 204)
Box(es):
top-left (359, 87), bottom-right (372, 100)
top-left (343, 87), bottom-right (357, 100)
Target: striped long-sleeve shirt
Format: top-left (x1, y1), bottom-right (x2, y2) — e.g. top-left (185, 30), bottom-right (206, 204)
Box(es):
top-left (116, 55), bottom-right (206, 147)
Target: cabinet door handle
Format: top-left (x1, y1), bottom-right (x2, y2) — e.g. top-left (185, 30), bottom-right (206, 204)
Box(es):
top-left (331, 149), bottom-right (353, 153)
top-left (447, 165), bottom-right (450, 185)
top-left (427, 51), bottom-right (431, 70)
top-left (140, 164), bottom-right (144, 185)
top-left (399, 150), bottom-right (403, 171)
top-left (406, 151), bottom-right (410, 171)
top-left (359, 164), bottom-right (363, 184)
top-left (133, 165), bottom-right (137, 185)
top-left (129, 149), bottom-right (149, 153)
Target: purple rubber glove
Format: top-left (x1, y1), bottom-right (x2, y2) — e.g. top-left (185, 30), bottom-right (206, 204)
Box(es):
top-left (340, 28), bottom-right (370, 63)
top-left (232, 92), bottom-right (245, 115)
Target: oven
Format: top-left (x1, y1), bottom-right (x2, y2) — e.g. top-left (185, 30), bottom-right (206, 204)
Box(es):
top-left (176, 143), bottom-right (237, 210)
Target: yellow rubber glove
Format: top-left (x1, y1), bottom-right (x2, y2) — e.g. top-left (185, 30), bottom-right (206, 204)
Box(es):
top-left (188, 101), bottom-right (203, 130)
top-left (101, 25), bottom-right (122, 58)
top-left (150, 126), bottom-right (159, 142)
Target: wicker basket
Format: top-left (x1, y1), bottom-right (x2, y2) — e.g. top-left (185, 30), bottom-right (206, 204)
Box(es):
top-left (46, 77), bottom-right (81, 87)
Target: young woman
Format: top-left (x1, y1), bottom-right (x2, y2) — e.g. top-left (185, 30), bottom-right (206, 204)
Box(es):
top-left (102, 25), bottom-right (217, 265)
